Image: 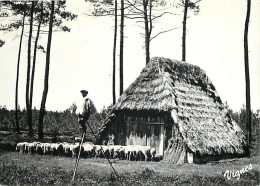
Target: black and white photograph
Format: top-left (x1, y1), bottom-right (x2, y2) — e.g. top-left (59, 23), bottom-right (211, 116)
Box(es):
top-left (0, 0), bottom-right (259, 185)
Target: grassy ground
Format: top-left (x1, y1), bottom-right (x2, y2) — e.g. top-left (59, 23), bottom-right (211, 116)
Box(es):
top-left (0, 149), bottom-right (259, 185)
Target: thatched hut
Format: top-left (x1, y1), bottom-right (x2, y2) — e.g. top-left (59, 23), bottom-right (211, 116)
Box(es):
top-left (99, 57), bottom-right (247, 163)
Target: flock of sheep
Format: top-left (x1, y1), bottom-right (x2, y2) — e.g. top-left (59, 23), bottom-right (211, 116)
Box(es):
top-left (16, 142), bottom-right (157, 161)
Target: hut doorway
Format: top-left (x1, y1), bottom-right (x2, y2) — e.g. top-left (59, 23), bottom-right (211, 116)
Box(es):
top-left (125, 115), bottom-right (164, 155)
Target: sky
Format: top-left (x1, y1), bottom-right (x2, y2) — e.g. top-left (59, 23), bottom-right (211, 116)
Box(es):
top-left (0, 0), bottom-right (259, 112)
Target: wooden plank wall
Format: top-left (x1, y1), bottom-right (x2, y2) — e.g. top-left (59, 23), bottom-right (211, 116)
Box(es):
top-left (124, 113), bottom-right (165, 155)
top-left (104, 111), bottom-right (181, 157)
top-left (116, 113), bottom-right (125, 145)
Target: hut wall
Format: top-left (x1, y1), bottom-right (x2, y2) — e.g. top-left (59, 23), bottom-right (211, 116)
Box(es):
top-left (123, 112), bottom-right (165, 155)
top-left (115, 113), bottom-right (125, 145)
top-left (164, 114), bottom-right (174, 151)
top-left (103, 111), bottom-right (177, 157)
top-left (99, 112), bottom-right (124, 145)
top-left (102, 123), bottom-right (116, 145)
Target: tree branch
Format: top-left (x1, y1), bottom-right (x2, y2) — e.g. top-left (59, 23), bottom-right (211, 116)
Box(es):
top-left (151, 11), bottom-right (177, 21)
top-left (150, 27), bottom-right (179, 41)
top-left (194, 0), bottom-right (202, 4)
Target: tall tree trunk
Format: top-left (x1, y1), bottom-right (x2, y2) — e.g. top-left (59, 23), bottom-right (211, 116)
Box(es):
top-left (15, 12), bottom-right (26, 133)
top-left (30, 4), bottom-right (43, 111)
top-left (26, 1), bottom-right (35, 136)
top-left (119, 0), bottom-right (124, 95)
top-left (244, 0), bottom-right (251, 156)
top-left (38, 1), bottom-right (55, 140)
top-left (143, 0), bottom-right (150, 65)
top-left (182, 0), bottom-right (188, 62)
top-left (112, 0), bottom-right (117, 104)
top-left (148, 0), bottom-right (152, 63)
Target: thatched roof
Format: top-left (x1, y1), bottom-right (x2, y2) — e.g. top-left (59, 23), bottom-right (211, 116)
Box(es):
top-left (100, 57), bottom-right (246, 155)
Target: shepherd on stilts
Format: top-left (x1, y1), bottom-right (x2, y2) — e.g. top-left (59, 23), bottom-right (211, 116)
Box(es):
top-left (72, 89), bottom-right (90, 181)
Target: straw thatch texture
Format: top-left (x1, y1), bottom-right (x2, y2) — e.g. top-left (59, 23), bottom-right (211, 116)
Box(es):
top-left (172, 81), bottom-right (246, 155)
top-left (100, 57), bottom-right (246, 155)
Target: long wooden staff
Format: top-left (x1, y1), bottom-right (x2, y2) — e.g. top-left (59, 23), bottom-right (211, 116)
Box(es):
top-left (72, 131), bottom-right (85, 181)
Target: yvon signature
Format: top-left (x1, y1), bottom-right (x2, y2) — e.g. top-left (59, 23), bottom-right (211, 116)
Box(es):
top-left (223, 164), bottom-right (253, 180)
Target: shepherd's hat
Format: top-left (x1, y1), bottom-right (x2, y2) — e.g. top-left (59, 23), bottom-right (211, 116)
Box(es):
top-left (80, 90), bottom-right (88, 94)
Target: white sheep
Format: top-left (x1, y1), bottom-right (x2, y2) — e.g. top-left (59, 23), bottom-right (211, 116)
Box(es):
top-left (16, 142), bottom-right (29, 153)
top-left (100, 145), bottom-right (110, 158)
top-left (82, 143), bottom-right (94, 158)
top-left (27, 142), bottom-right (40, 155)
top-left (107, 145), bottom-right (115, 158)
top-left (93, 145), bottom-right (102, 157)
top-left (69, 144), bottom-right (79, 158)
top-left (136, 146), bottom-right (156, 161)
top-left (16, 141), bottom-right (158, 161)
top-left (35, 142), bottom-right (44, 154)
top-left (124, 145), bottom-right (137, 160)
top-left (150, 147), bottom-right (156, 161)
top-left (112, 145), bottom-right (125, 159)
top-left (62, 142), bottom-right (71, 156)
top-left (43, 143), bottom-right (52, 154)
top-left (50, 143), bottom-right (63, 155)
top-left (124, 145), bottom-right (156, 161)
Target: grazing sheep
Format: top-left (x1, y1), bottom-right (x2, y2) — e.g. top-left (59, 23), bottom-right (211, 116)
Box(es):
top-left (15, 141), bottom-right (159, 162)
top-left (35, 143), bottom-right (44, 154)
top-left (36, 143), bottom-right (43, 154)
top-left (43, 143), bottom-right (52, 154)
top-left (136, 146), bottom-right (152, 161)
top-left (70, 144), bottom-right (79, 158)
top-left (82, 143), bottom-right (94, 158)
top-left (62, 142), bottom-right (71, 156)
top-left (108, 145), bottom-right (115, 159)
top-left (24, 143), bottom-right (30, 153)
top-left (123, 145), bottom-right (155, 161)
top-left (93, 145), bottom-right (102, 157)
top-left (27, 142), bottom-right (40, 155)
top-left (100, 145), bottom-right (110, 158)
top-left (112, 145), bottom-right (125, 159)
top-left (150, 147), bottom-right (156, 161)
top-left (125, 145), bottom-right (137, 161)
top-left (16, 142), bottom-right (29, 153)
top-left (50, 143), bottom-right (63, 155)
